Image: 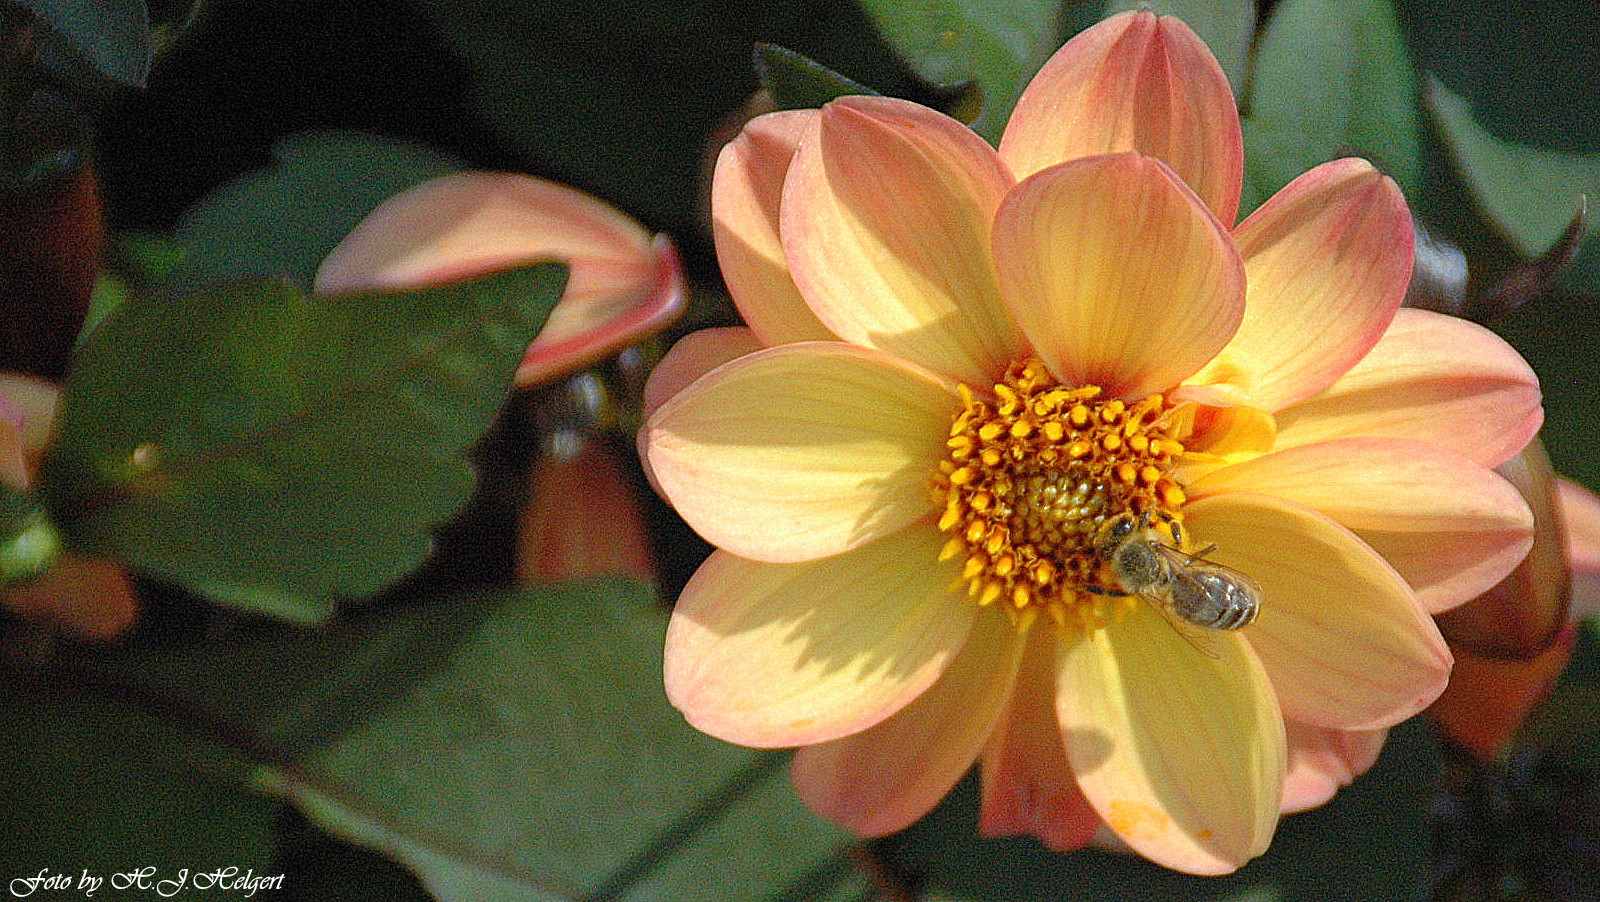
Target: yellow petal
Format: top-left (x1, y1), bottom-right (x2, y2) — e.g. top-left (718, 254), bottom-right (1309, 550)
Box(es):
top-left (1189, 438), bottom-right (1534, 613)
top-left (712, 110), bottom-right (836, 344)
top-left (1000, 10), bottom-right (1243, 224)
top-left (637, 327), bottom-right (765, 499)
top-left (645, 342), bottom-right (956, 562)
top-left (664, 527), bottom-right (973, 748)
top-left (782, 96), bottom-right (1024, 386)
top-left (979, 626), bottom-right (1101, 851)
top-left (1167, 382), bottom-right (1277, 468)
top-left (1057, 606), bottom-right (1284, 875)
top-left (1192, 159), bottom-right (1412, 410)
top-left (1183, 493), bottom-right (1452, 730)
top-left (1274, 308), bottom-right (1542, 467)
top-left (792, 607), bottom-right (1022, 837)
top-left (992, 153), bottom-right (1245, 399)
top-left (1282, 721), bottom-right (1386, 814)
top-left (642, 327), bottom-right (764, 422)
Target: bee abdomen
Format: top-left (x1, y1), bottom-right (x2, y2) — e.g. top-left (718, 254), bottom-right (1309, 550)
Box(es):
top-left (1169, 570), bottom-right (1259, 630)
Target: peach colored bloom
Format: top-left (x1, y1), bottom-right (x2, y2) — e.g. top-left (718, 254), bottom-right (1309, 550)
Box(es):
top-left (316, 172), bottom-right (686, 388)
top-left (642, 11), bottom-right (1540, 874)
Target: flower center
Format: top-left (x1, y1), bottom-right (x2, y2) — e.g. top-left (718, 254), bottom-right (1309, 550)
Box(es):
top-left (932, 359), bottom-right (1189, 633)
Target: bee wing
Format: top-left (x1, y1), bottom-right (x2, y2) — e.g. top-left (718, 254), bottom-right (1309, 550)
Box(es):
top-left (1154, 546), bottom-right (1263, 631)
top-left (1159, 544), bottom-right (1263, 593)
top-left (1132, 586), bottom-right (1224, 659)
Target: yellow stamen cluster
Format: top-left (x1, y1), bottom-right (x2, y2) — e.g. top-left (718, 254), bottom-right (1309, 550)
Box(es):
top-left (933, 359), bottom-right (1189, 633)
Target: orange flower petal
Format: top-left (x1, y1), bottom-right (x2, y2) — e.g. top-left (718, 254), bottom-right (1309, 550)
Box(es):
top-left (642, 327), bottom-right (764, 422)
top-left (1274, 308), bottom-right (1542, 468)
top-left (992, 153), bottom-right (1245, 399)
top-left (664, 528), bottom-right (973, 748)
top-left (1192, 159), bottom-right (1412, 410)
top-left (782, 96), bottom-right (1024, 385)
top-left (1429, 623), bottom-right (1576, 762)
top-left (2, 553), bottom-right (139, 641)
top-left (979, 626), bottom-right (1101, 852)
top-left (1183, 493), bottom-right (1452, 730)
top-left (313, 171), bottom-right (687, 387)
top-left (513, 235), bottom-right (686, 387)
top-left (1433, 439), bottom-right (1569, 657)
top-left (712, 110), bottom-right (835, 344)
top-left (1282, 721), bottom-right (1387, 814)
top-left (1058, 605), bottom-right (1284, 875)
top-left (1189, 438), bottom-right (1534, 614)
top-left (1000, 10), bottom-right (1243, 225)
top-left (645, 342), bottom-right (955, 563)
top-left (792, 607), bottom-right (1023, 837)
top-left (517, 441), bottom-right (654, 584)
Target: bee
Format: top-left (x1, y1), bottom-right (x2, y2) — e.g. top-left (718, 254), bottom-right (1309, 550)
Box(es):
top-left (1093, 511), bottom-right (1261, 632)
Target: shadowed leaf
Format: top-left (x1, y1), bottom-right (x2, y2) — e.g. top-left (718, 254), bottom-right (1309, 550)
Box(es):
top-left (38, 264), bottom-right (566, 621)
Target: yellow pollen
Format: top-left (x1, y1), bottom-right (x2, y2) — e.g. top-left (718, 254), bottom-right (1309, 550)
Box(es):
top-left (930, 359), bottom-right (1193, 641)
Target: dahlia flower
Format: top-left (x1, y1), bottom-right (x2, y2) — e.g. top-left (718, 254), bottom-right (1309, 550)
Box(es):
top-left (642, 11), bottom-right (1540, 873)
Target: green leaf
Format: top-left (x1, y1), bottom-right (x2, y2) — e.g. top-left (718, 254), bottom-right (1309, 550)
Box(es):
top-left (406, 0), bottom-right (915, 230)
top-left (755, 43), bottom-right (879, 111)
top-left (0, 680), bottom-right (276, 880)
top-left (1101, 0), bottom-right (1255, 99)
top-left (262, 580), bottom-right (863, 901)
top-left (1242, 0), bottom-right (1420, 213)
top-left (1426, 76), bottom-right (1597, 275)
top-left (38, 264), bottom-right (567, 621)
top-left (0, 484), bottom-right (62, 586)
top-left (84, 232), bottom-right (189, 345)
top-left (890, 717), bottom-right (1437, 901)
top-left (856, 0), bottom-right (1063, 144)
top-left (165, 131), bottom-right (462, 294)
top-left (14, 0), bottom-right (151, 86)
